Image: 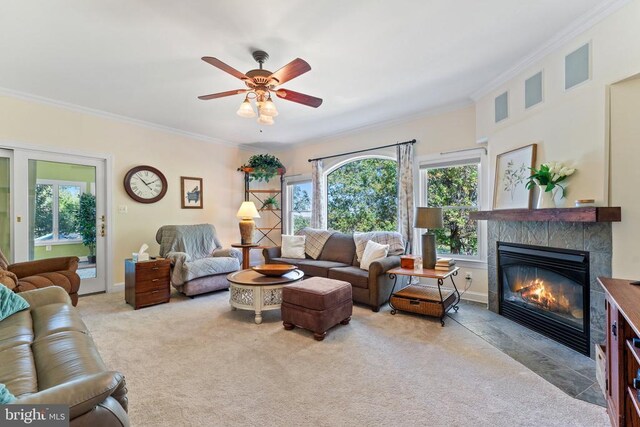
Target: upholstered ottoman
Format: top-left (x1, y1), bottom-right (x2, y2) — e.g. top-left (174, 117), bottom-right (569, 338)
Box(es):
top-left (281, 277), bottom-right (352, 341)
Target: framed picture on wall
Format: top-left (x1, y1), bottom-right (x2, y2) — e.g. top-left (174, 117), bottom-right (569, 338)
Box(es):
top-left (181, 177), bottom-right (203, 209)
top-left (493, 144), bottom-right (537, 209)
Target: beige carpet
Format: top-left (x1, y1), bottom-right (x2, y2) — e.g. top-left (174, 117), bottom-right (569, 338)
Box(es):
top-left (78, 290), bottom-right (608, 427)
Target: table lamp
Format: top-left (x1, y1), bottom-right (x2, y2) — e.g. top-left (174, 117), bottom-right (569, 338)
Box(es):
top-left (236, 201), bottom-right (260, 245)
top-left (414, 207), bottom-right (443, 269)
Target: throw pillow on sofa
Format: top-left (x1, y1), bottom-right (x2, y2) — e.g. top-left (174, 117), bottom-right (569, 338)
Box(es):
top-left (281, 235), bottom-right (306, 259)
top-left (0, 283), bottom-right (29, 322)
top-left (360, 240), bottom-right (389, 271)
top-left (353, 231), bottom-right (404, 262)
top-left (0, 383), bottom-right (16, 404)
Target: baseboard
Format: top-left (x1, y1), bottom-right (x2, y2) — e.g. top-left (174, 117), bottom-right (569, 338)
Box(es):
top-left (460, 290), bottom-right (488, 304)
top-left (109, 282), bottom-right (124, 293)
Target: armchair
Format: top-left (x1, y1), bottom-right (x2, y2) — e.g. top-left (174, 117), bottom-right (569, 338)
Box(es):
top-left (0, 248), bottom-right (81, 306)
top-left (156, 224), bottom-right (241, 297)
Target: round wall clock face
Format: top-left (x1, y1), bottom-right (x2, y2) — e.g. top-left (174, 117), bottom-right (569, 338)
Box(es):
top-left (124, 165), bottom-right (168, 203)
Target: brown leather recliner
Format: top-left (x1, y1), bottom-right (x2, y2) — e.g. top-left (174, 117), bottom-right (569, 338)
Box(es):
top-left (0, 249), bottom-right (81, 306)
top-left (4, 286), bottom-right (129, 426)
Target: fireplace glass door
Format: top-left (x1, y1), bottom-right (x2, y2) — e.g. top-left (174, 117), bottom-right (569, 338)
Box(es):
top-left (502, 266), bottom-right (584, 330)
top-left (498, 243), bottom-right (590, 355)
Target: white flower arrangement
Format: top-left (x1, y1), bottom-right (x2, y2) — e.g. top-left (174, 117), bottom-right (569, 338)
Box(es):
top-left (525, 161), bottom-right (576, 198)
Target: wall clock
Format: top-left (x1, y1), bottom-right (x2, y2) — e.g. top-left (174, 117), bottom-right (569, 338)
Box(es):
top-left (124, 165), bottom-right (168, 203)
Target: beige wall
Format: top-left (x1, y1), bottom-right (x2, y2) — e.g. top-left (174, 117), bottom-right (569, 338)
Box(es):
top-left (610, 75), bottom-right (640, 279)
top-left (475, 0), bottom-right (640, 278)
top-left (0, 95), bottom-right (244, 285)
top-left (266, 105), bottom-right (490, 302)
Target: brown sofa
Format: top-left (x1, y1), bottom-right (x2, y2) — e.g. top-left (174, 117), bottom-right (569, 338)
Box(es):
top-left (0, 249), bottom-right (81, 306)
top-left (263, 232), bottom-right (406, 312)
top-left (2, 286), bottom-right (129, 426)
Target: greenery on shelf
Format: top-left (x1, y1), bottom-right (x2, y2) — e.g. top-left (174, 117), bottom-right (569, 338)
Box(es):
top-left (78, 193), bottom-right (97, 258)
top-left (327, 158), bottom-right (397, 233)
top-left (261, 196), bottom-right (280, 210)
top-left (238, 154), bottom-right (285, 182)
top-left (426, 164), bottom-right (478, 256)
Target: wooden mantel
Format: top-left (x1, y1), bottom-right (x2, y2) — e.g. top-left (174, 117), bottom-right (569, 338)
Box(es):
top-left (469, 207), bottom-right (621, 222)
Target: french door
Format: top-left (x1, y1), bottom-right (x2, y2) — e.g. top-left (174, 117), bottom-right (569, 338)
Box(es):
top-left (4, 147), bottom-right (108, 294)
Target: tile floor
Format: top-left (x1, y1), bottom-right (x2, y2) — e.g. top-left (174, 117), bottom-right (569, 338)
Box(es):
top-left (447, 300), bottom-right (605, 407)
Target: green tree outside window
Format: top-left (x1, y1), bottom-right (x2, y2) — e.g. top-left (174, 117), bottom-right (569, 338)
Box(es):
top-left (327, 158), bottom-right (397, 233)
top-left (425, 163), bottom-right (478, 256)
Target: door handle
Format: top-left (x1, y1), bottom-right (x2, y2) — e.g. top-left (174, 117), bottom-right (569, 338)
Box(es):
top-left (612, 321), bottom-right (617, 338)
top-left (100, 215), bottom-right (106, 237)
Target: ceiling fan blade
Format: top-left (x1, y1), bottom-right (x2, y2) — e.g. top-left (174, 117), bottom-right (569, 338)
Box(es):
top-left (276, 89), bottom-right (323, 108)
top-left (198, 89), bottom-right (247, 100)
top-left (201, 57), bottom-right (248, 80)
top-left (269, 58), bottom-right (311, 85)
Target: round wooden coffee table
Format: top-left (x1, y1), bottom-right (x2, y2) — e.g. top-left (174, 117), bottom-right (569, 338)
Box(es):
top-left (227, 269), bottom-right (304, 324)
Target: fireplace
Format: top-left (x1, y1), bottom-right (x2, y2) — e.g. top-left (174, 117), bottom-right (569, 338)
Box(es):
top-left (498, 242), bottom-right (590, 355)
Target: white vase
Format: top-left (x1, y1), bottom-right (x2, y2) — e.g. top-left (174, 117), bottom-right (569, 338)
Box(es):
top-left (536, 185), bottom-right (556, 209)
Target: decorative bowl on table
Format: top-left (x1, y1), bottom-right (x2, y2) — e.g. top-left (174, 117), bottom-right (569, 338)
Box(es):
top-left (252, 264), bottom-right (297, 277)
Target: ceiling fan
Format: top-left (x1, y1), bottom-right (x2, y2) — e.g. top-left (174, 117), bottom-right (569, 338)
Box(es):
top-left (198, 50), bottom-right (323, 125)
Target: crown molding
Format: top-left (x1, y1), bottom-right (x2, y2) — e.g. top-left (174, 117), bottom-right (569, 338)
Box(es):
top-left (470, 0), bottom-right (632, 101)
top-left (0, 87), bottom-right (239, 148)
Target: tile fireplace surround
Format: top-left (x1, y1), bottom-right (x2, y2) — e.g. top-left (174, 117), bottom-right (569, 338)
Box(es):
top-left (472, 208), bottom-right (621, 359)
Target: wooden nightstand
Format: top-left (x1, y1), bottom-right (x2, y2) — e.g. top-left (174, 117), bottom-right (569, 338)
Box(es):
top-left (125, 258), bottom-right (171, 309)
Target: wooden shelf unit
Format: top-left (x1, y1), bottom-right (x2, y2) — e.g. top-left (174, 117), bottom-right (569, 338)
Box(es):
top-left (243, 169), bottom-right (285, 247)
top-left (599, 277), bottom-right (640, 426)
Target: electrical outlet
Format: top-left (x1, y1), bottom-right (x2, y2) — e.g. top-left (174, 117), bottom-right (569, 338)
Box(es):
top-left (45, 245), bottom-right (52, 252)
top-left (118, 205), bottom-right (128, 214)
top-left (465, 272), bottom-right (472, 280)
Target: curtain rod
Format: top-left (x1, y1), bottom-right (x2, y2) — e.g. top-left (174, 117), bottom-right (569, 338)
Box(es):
top-left (308, 139), bottom-right (416, 163)
top-left (440, 146), bottom-right (487, 156)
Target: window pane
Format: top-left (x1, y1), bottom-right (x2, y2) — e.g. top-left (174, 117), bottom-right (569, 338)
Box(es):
top-left (34, 184), bottom-right (53, 240)
top-left (426, 164), bottom-right (477, 208)
top-left (58, 185), bottom-right (81, 240)
top-left (288, 181), bottom-right (312, 234)
top-left (425, 163), bottom-right (479, 257)
top-left (327, 158), bottom-right (397, 233)
top-left (435, 208), bottom-right (478, 256)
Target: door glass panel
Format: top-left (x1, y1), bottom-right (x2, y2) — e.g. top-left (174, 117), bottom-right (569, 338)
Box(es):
top-left (28, 160), bottom-right (97, 279)
top-left (0, 157), bottom-right (10, 263)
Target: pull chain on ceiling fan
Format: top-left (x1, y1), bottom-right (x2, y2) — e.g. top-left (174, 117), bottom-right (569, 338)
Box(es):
top-left (198, 50), bottom-right (323, 125)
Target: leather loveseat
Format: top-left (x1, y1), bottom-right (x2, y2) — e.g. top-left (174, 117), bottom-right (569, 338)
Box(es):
top-left (263, 232), bottom-right (406, 312)
top-left (1, 286), bottom-right (129, 426)
top-left (0, 248), bottom-right (81, 306)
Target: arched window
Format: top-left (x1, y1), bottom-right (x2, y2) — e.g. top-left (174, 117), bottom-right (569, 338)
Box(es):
top-left (325, 156), bottom-right (397, 233)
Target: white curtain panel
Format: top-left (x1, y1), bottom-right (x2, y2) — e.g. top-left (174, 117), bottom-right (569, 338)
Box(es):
top-left (397, 143), bottom-right (415, 251)
top-left (311, 159), bottom-right (326, 229)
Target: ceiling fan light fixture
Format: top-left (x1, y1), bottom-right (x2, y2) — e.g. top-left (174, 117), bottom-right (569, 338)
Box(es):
top-left (257, 114), bottom-right (274, 125)
top-left (260, 96), bottom-right (278, 117)
top-left (236, 98), bottom-right (256, 118)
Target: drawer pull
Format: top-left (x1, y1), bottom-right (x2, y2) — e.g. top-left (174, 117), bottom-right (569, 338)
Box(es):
top-left (152, 267), bottom-right (159, 270)
top-left (151, 290), bottom-right (160, 293)
top-left (152, 279), bottom-right (159, 282)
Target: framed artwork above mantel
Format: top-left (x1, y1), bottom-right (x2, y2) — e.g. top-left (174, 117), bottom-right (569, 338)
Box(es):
top-left (493, 143), bottom-right (537, 210)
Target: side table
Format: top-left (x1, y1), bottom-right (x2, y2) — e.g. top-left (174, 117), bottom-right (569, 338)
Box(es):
top-left (231, 243), bottom-right (259, 269)
top-left (125, 258), bottom-right (171, 310)
top-left (387, 267), bottom-right (461, 326)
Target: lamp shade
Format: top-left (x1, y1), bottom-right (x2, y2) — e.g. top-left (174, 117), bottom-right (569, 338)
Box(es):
top-left (236, 201), bottom-right (260, 219)
top-left (414, 207), bottom-right (443, 229)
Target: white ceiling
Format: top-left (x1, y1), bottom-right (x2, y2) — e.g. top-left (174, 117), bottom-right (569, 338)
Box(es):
top-left (0, 0), bottom-right (609, 147)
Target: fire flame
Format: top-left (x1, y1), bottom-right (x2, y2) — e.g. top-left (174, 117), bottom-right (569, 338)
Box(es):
top-left (519, 278), bottom-right (574, 315)
top-left (520, 279), bottom-right (557, 308)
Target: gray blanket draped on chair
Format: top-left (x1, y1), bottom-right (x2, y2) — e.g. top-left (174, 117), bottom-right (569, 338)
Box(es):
top-left (156, 224), bottom-right (241, 286)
